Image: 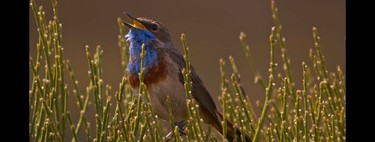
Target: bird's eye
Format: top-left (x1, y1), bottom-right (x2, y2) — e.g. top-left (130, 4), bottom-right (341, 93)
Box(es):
top-left (150, 24), bottom-right (159, 31)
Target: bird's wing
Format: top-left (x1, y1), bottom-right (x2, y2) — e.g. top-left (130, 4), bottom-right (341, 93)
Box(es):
top-left (164, 48), bottom-right (219, 121)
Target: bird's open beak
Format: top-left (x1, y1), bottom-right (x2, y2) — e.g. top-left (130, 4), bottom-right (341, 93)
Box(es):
top-left (123, 13), bottom-right (147, 30)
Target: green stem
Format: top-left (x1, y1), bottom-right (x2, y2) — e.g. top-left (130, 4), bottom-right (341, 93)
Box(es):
top-left (252, 28), bottom-right (276, 142)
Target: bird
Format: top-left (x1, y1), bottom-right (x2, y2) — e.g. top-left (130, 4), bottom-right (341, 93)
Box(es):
top-left (123, 13), bottom-right (251, 142)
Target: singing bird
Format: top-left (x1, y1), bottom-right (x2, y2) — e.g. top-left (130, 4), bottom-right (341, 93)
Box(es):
top-left (123, 13), bottom-right (251, 142)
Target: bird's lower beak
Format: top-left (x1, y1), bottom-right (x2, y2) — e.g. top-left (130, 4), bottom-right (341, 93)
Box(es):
top-left (123, 13), bottom-right (147, 30)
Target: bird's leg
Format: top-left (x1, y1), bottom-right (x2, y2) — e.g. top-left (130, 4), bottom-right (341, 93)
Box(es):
top-left (165, 120), bottom-right (187, 139)
top-left (174, 120), bottom-right (187, 136)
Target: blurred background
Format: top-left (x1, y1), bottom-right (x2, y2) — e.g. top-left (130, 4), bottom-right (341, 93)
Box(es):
top-left (29, 0), bottom-right (345, 134)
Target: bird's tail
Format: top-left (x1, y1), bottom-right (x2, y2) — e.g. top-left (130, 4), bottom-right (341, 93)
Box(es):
top-left (213, 110), bottom-right (252, 142)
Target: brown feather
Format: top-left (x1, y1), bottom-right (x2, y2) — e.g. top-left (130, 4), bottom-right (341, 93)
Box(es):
top-left (129, 60), bottom-right (168, 88)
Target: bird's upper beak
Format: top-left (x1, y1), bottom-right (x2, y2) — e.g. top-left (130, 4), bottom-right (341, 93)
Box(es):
top-left (123, 13), bottom-right (147, 30)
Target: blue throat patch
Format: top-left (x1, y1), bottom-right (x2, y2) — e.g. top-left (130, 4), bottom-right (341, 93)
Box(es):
top-left (125, 29), bottom-right (158, 76)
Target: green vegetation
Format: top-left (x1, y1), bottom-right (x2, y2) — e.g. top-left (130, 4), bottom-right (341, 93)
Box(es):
top-left (29, 0), bottom-right (345, 141)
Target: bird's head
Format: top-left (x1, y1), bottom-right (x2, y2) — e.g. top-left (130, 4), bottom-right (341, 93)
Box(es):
top-left (123, 13), bottom-right (172, 47)
top-left (123, 13), bottom-right (173, 76)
